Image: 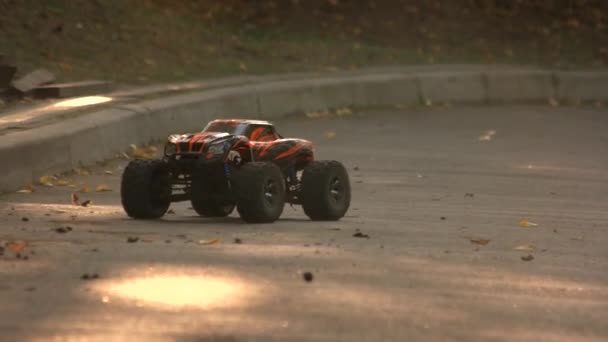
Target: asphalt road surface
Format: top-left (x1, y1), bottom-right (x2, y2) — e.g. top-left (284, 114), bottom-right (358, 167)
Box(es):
top-left (1, 105), bottom-right (607, 342)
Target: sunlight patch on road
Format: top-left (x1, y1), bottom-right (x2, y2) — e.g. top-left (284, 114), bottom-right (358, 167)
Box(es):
top-left (95, 268), bottom-right (262, 310)
top-left (53, 96), bottom-right (112, 108)
top-left (0, 96), bottom-right (112, 128)
top-left (5, 202), bottom-right (123, 217)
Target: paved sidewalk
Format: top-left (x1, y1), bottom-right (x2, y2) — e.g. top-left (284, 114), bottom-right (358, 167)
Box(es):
top-left (0, 64), bottom-right (545, 136)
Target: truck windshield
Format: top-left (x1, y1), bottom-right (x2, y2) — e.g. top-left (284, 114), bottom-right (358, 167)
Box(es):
top-left (202, 121), bottom-right (240, 134)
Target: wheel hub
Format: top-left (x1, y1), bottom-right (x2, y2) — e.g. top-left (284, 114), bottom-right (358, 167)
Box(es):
top-left (329, 178), bottom-right (343, 202)
top-left (264, 180), bottom-right (276, 204)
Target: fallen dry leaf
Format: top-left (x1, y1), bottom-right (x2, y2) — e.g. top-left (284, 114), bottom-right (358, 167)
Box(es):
top-left (76, 168), bottom-right (90, 176)
top-left (104, 170), bottom-right (113, 175)
top-left (55, 179), bottom-right (70, 186)
top-left (566, 18), bottom-right (580, 29)
top-left (71, 193), bottom-right (80, 205)
top-left (469, 238), bottom-right (491, 246)
top-left (353, 232), bottom-right (370, 238)
top-left (521, 254), bottom-right (535, 262)
top-left (17, 185), bottom-right (35, 193)
top-left (81, 200), bottom-right (92, 207)
top-left (80, 185), bottom-right (90, 193)
top-left (198, 239), bottom-right (221, 245)
top-left (38, 175), bottom-right (57, 187)
top-left (53, 226), bottom-right (72, 234)
top-left (519, 218), bottom-right (539, 228)
top-left (324, 130), bottom-right (337, 139)
top-left (514, 244), bottom-right (536, 252)
top-left (305, 110), bottom-right (331, 119)
top-left (548, 97), bottom-right (559, 107)
top-left (95, 184), bottom-right (112, 192)
top-left (7, 241), bottom-right (28, 254)
top-left (302, 271), bottom-right (314, 282)
top-left (478, 130), bottom-right (496, 142)
top-left (305, 111), bottom-right (319, 119)
top-left (81, 273), bottom-right (100, 280)
top-left (336, 107), bottom-right (353, 117)
top-left (131, 144), bottom-right (158, 160)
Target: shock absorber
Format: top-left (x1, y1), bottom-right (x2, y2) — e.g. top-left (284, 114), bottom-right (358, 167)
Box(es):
top-left (223, 162), bottom-right (231, 178)
top-left (288, 166), bottom-right (298, 192)
top-left (289, 166), bottom-right (296, 184)
top-left (224, 162), bottom-right (232, 189)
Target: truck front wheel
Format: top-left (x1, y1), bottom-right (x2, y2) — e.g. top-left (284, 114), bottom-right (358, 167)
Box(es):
top-left (232, 162), bottom-right (286, 223)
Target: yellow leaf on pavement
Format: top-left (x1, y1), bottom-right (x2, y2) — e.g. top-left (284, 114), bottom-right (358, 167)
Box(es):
top-left (55, 179), bottom-right (70, 186)
top-left (198, 239), bottom-right (221, 245)
top-left (336, 107), bottom-right (353, 117)
top-left (519, 218), bottom-right (539, 228)
top-left (131, 144), bottom-right (158, 159)
top-left (514, 244), bottom-right (536, 252)
top-left (80, 185), bottom-right (90, 193)
top-left (305, 111), bottom-right (320, 119)
top-left (17, 185), bottom-right (35, 193)
top-left (38, 175), bottom-right (57, 187)
top-left (76, 168), bottom-right (90, 176)
top-left (324, 130), bottom-right (337, 139)
top-left (95, 184), bottom-right (112, 192)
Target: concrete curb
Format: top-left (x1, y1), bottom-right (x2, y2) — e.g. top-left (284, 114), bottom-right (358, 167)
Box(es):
top-left (0, 66), bottom-right (606, 192)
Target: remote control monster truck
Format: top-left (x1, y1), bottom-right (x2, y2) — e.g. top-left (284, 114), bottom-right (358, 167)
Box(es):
top-left (120, 119), bottom-right (351, 223)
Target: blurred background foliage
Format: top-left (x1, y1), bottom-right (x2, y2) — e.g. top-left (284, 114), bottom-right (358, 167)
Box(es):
top-left (1, 0), bottom-right (606, 83)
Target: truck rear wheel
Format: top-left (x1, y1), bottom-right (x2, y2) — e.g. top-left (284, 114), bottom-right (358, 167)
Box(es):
top-left (121, 159), bottom-right (171, 219)
top-left (232, 162), bottom-right (286, 223)
top-left (300, 160), bottom-right (351, 221)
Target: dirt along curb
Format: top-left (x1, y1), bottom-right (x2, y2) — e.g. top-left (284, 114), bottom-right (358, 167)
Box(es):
top-left (0, 66), bottom-right (606, 193)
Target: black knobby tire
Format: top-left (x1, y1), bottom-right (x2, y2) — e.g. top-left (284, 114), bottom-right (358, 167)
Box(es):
top-left (191, 176), bottom-right (235, 217)
top-left (300, 160), bottom-right (351, 221)
top-left (121, 159), bottom-right (171, 219)
top-left (232, 162), bottom-right (286, 223)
